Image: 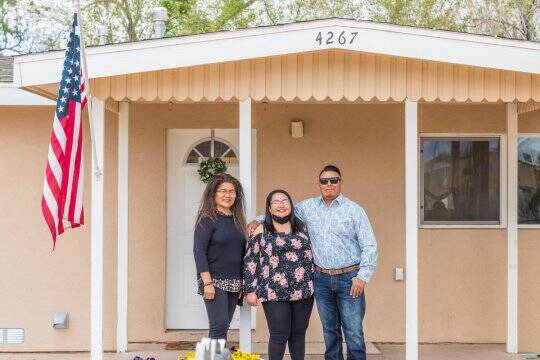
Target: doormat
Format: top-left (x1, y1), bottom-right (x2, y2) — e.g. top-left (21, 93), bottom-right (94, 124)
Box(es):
top-left (165, 341), bottom-right (239, 351)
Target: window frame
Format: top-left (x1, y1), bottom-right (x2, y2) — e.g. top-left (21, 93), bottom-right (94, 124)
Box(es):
top-left (419, 133), bottom-right (507, 229)
top-left (517, 133), bottom-right (540, 229)
top-left (182, 136), bottom-right (239, 167)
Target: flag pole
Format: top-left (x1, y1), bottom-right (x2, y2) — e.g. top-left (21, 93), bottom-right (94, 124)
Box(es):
top-left (75, 0), bottom-right (102, 177)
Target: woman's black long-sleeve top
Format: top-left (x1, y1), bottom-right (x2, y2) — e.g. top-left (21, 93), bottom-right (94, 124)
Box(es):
top-left (193, 213), bottom-right (246, 293)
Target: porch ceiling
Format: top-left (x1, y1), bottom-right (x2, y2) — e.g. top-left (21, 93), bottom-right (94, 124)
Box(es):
top-left (69, 50), bottom-right (540, 103)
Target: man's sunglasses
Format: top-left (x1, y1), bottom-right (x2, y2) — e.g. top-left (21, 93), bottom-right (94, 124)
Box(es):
top-left (319, 177), bottom-right (341, 185)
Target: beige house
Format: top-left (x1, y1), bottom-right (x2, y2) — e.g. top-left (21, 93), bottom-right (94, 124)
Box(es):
top-left (1, 18), bottom-right (540, 360)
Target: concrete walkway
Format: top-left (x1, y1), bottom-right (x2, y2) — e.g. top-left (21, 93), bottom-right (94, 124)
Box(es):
top-left (0, 344), bottom-right (532, 360)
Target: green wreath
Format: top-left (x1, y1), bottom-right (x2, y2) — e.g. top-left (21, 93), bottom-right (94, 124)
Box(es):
top-left (198, 157), bottom-right (227, 183)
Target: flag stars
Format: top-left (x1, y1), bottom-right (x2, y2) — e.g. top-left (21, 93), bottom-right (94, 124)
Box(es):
top-left (56, 19), bottom-right (83, 105)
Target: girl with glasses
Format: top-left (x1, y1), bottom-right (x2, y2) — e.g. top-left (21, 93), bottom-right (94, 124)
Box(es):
top-left (243, 189), bottom-right (314, 360)
top-left (193, 173), bottom-right (247, 340)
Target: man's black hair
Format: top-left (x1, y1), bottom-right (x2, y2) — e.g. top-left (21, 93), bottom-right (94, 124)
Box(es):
top-left (319, 164), bottom-right (342, 178)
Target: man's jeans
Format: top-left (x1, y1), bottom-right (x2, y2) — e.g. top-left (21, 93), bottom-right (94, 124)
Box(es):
top-left (313, 270), bottom-right (367, 360)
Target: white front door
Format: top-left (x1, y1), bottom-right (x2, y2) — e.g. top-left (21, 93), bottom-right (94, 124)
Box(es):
top-left (166, 129), bottom-right (243, 329)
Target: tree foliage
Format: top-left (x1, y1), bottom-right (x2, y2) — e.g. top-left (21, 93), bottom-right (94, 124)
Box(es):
top-left (465, 0), bottom-right (539, 41)
top-left (0, 0), bottom-right (157, 55)
top-left (82, 0), bottom-right (157, 44)
top-left (160, 0), bottom-right (258, 35)
top-left (368, 0), bottom-right (465, 31)
top-left (1, 0), bottom-right (23, 53)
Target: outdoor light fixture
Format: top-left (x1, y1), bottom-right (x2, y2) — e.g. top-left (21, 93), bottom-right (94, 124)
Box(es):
top-left (52, 312), bottom-right (69, 329)
top-left (290, 120), bottom-right (303, 138)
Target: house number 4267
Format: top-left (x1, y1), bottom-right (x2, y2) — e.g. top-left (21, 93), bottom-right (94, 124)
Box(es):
top-left (315, 31), bottom-right (358, 46)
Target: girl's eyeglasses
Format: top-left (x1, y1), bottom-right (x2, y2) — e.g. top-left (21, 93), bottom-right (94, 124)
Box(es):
top-left (270, 199), bottom-right (291, 206)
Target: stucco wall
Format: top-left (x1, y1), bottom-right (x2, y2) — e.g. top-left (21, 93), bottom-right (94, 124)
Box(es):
top-left (0, 106), bottom-right (118, 351)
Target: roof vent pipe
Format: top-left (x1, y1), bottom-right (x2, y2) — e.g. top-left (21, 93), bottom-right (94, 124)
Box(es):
top-left (152, 7), bottom-right (168, 39)
top-left (98, 26), bottom-right (107, 45)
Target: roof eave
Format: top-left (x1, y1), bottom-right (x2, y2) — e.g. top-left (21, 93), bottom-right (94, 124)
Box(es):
top-left (14, 18), bottom-right (540, 87)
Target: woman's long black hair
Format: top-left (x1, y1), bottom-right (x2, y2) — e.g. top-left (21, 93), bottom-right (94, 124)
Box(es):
top-left (263, 189), bottom-right (305, 234)
top-left (195, 173), bottom-right (246, 232)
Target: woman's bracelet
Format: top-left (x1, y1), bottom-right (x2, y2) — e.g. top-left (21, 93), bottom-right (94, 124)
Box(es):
top-left (203, 281), bottom-right (214, 287)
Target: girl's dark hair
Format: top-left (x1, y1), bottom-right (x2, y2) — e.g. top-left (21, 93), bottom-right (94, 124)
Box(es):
top-left (195, 173), bottom-right (246, 233)
top-left (263, 189), bottom-right (305, 234)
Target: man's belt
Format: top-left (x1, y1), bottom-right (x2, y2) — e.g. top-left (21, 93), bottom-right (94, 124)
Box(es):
top-left (314, 264), bottom-right (360, 276)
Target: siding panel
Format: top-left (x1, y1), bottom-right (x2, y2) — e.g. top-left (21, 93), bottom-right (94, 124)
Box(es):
top-left (89, 50), bottom-right (539, 103)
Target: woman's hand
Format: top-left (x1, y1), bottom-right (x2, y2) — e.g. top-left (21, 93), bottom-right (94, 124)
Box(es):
top-left (245, 292), bottom-right (259, 306)
top-left (247, 220), bottom-right (260, 236)
top-left (203, 283), bottom-right (216, 300)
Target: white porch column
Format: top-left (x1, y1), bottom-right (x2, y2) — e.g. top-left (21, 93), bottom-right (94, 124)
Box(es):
top-left (239, 98), bottom-right (253, 353)
top-left (117, 101), bottom-right (129, 352)
top-left (405, 100), bottom-right (418, 360)
top-left (91, 98), bottom-right (105, 360)
top-left (506, 103), bottom-right (518, 353)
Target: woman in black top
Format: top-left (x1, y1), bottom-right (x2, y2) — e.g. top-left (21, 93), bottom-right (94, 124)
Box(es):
top-left (244, 189), bottom-right (314, 360)
top-left (193, 173), bottom-right (246, 340)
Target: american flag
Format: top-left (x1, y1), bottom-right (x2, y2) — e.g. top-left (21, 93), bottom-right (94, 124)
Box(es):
top-left (41, 13), bottom-right (87, 249)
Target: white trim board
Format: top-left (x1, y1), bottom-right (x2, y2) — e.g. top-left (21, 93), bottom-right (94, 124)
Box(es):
top-left (13, 18), bottom-right (540, 87)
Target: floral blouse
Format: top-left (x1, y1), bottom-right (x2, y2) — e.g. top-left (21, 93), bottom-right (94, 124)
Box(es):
top-left (243, 228), bottom-right (314, 302)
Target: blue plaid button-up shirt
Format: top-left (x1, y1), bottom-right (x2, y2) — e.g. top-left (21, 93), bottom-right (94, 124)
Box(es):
top-left (295, 194), bottom-right (378, 282)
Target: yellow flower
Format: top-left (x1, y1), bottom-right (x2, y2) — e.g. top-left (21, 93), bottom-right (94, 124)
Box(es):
top-left (181, 351), bottom-right (196, 360)
top-left (232, 350), bottom-right (260, 360)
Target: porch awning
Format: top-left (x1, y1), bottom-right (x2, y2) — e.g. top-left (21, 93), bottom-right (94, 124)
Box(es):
top-left (12, 18), bottom-right (540, 104)
top-left (28, 50), bottom-right (540, 104)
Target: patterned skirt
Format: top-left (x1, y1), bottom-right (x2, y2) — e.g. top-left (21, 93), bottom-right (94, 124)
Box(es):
top-left (196, 276), bottom-right (242, 295)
